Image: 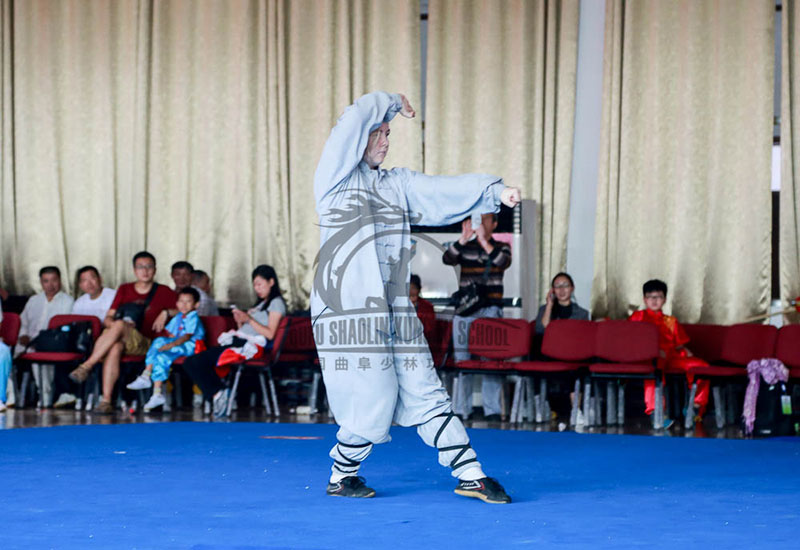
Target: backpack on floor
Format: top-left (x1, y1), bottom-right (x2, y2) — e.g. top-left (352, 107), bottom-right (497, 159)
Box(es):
top-left (752, 382), bottom-right (796, 437)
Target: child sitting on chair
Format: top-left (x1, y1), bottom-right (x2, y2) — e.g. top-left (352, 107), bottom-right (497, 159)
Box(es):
top-left (128, 287), bottom-right (205, 412)
top-left (629, 279), bottom-right (709, 425)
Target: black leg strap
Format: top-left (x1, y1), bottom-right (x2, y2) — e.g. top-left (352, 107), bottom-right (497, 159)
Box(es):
top-left (336, 441), bottom-right (373, 449)
top-left (433, 412), bottom-right (476, 471)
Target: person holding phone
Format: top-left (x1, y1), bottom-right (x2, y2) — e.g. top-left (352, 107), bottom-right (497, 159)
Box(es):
top-left (534, 272), bottom-right (589, 334)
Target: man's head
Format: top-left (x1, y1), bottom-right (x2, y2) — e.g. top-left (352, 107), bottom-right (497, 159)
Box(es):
top-left (480, 213), bottom-right (498, 238)
top-left (132, 251), bottom-right (157, 283)
top-left (76, 265), bottom-right (102, 298)
top-left (39, 266), bottom-right (62, 298)
top-left (643, 279), bottom-right (668, 313)
top-left (171, 261), bottom-right (194, 291)
top-left (176, 287), bottom-right (200, 315)
top-left (362, 122), bottom-right (390, 169)
top-left (409, 274), bottom-right (421, 304)
top-left (192, 269), bottom-right (211, 295)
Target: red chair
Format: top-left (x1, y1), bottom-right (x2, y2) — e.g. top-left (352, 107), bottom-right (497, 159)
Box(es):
top-left (776, 325), bottom-right (800, 379)
top-left (227, 316), bottom-right (291, 416)
top-left (1, 313), bottom-right (21, 405)
top-left (16, 314), bottom-right (102, 408)
top-left (452, 319), bottom-right (529, 419)
top-left (0, 312), bottom-right (21, 348)
top-left (587, 321), bottom-right (660, 428)
top-left (513, 320), bottom-right (596, 424)
top-left (275, 316), bottom-right (325, 413)
top-left (686, 324), bottom-right (778, 429)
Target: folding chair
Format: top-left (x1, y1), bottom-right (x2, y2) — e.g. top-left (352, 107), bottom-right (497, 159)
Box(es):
top-left (17, 314), bottom-right (102, 408)
top-left (514, 320), bottom-right (596, 425)
top-left (587, 321), bottom-right (660, 428)
top-left (453, 318), bottom-right (529, 419)
top-left (227, 317), bottom-right (291, 417)
top-left (686, 324), bottom-right (778, 429)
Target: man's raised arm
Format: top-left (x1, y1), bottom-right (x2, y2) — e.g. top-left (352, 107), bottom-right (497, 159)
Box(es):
top-left (314, 91), bottom-right (404, 204)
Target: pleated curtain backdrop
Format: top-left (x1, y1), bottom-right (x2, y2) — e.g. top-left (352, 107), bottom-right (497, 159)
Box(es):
top-left (592, 0), bottom-right (774, 324)
top-left (781, 0), bottom-right (800, 324)
top-left (424, 0), bottom-right (580, 304)
top-left (0, 0), bottom-right (420, 308)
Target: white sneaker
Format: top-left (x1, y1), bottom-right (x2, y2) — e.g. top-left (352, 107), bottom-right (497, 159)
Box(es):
top-left (203, 401), bottom-right (211, 415)
top-left (126, 375), bottom-right (152, 390)
top-left (143, 392), bottom-right (166, 412)
top-left (54, 393), bottom-right (77, 408)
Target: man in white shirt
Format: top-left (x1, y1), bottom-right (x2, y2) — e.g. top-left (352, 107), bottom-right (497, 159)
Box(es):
top-left (72, 266), bottom-right (116, 321)
top-left (15, 266), bottom-right (74, 407)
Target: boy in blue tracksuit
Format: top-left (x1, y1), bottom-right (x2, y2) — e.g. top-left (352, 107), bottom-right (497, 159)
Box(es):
top-left (128, 287), bottom-right (205, 411)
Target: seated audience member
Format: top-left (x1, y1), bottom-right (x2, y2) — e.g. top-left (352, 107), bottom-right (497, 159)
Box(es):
top-left (534, 272), bottom-right (589, 334)
top-left (629, 279), bottom-right (709, 424)
top-left (409, 274), bottom-right (435, 337)
top-left (127, 287), bottom-right (205, 412)
top-left (15, 266), bottom-right (74, 408)
top-left (183, 265), bottom-right (286, 418)
top-left (0, 302), bottom-right (11, 412)
top-left (68, 251), bottom-right (178, 414)
top-left (191, 269), bottom-right (219, 316)
top-left (72, 266), bottom-right (117, 321)
top-left (443, 214), bottom-right (512, 421)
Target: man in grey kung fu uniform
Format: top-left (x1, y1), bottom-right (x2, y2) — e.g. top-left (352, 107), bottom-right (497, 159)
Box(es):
top-left (312, 91), bottom-right (521, 503)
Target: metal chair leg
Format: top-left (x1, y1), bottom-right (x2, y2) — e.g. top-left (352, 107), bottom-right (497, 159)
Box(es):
top-left (570, 378), bottom-right (581, 426)
top-left (606, 381), bottom-right (617, 426)
top-left (258, 372), bottom-right (272, 416)
top-left (684, 383), bottom-right (698, 429)
top-left (583, 380), bottom-right (592, 426)
top-left (592, 381), bottom-right (602, 426)
top-left (308, 371), bottom-right (321, 413)
top-left (713, 386), bottom-right (725, 429)
top-left (510, 376), bottom-right (522, 423)
top-left (617, 382), bottom-right (625, 426)
top-left (539, 379), bottom-right (549, 423)
top-left (226, 366), bottom-right (243, 417)
top-left (266, 368), bottom-right (280, 416)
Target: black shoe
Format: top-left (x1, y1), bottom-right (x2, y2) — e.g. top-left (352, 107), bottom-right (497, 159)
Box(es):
top-left (326, 476), bottom-right (376, 498)
top-left (454, 477), bottom-right (511, 504)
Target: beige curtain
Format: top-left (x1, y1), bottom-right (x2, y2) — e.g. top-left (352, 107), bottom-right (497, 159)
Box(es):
top-left (782, 0), bottom-right (800, 324)
top-left (424, 0), bottom-right (579, 304)
top-left (0, 0), bottom-right (420, 309)
top-left (592, 0), bottom-right (774, 324)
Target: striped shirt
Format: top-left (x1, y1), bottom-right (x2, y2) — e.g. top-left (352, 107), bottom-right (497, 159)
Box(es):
top-left (442, 238), bottom-right (512, 307)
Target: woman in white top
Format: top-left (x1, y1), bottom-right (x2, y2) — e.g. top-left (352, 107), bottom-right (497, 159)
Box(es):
top-left (72, 266), bottom-right (116, 321)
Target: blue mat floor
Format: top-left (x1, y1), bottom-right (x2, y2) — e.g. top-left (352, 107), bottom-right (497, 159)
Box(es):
top-left (2, 422), bottom-right (798, 549)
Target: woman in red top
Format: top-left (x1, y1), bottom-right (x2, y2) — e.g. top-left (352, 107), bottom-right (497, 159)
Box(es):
top-left (69, 251), bottom-right (177, 414)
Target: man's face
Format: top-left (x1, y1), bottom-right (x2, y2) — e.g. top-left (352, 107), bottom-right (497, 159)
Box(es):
top-left (644, 291), bottom-right (666, 313)
top-left (409, 283), bottom-right (420, 303)
top-left (78, 270), bottom-right (101, 297)
top-left (481, 214), bottom-right (498, 238)
top-left (40, 273), bottom-right (61, 297)
top-left (172, 268), bottom-right (192, 291)
top-left (134, 259), bottom-right (156, 283)
top-left (363, 123), bottom-right (390, 168)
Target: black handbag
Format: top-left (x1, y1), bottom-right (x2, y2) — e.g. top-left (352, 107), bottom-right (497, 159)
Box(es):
top-left (30, 321), bottom-right (94, 353)
top-left (114, 283), bottom-right (159, 329)
top-left (450, 260), bottom-right (492, 317)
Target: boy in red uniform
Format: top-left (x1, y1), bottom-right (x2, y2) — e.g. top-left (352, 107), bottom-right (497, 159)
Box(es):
top-left (629, 279), bottom-right (709, 423)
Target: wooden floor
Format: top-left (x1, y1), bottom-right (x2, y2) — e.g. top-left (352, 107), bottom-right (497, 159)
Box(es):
top-left (0, 404), bottom-right (746, 439)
